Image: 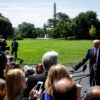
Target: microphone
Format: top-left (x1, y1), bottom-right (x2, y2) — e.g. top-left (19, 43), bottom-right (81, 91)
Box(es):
top-left (70, 70), bottom-right (74, 74)
top-left (83, 64), bottom-right (87, 72)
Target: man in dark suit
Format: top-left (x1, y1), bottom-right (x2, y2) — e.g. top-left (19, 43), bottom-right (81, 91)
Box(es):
top-left (11, 39), bottom-right (18, 59)
top-left (74, 39), bottom-right (100, 86)
top-left (23, 51), bottom-right (58, 97)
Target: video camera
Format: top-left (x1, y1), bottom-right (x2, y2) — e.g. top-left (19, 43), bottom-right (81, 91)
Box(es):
top-left (11, 62), bottom-right (20, 68)
top-left (9, 56), bottom-right (23, 68)
top-left (0, 39), bottom-right (10, 52)
top-left (9, 57), bottom-right (19, 68)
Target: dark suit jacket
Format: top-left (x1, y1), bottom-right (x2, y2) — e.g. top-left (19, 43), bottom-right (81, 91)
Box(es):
top-left (11, 41), bottom-right (18, 50)
top-left (75, 48), bottom-right (100, 86)
top-left (23, 71), bottom-right (47, 97)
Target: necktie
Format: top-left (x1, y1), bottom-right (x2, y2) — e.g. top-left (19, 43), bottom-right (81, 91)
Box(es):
top-left (94, 48), bottom-right (97, 64)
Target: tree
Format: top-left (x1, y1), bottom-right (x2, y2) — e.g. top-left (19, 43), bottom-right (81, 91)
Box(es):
top-left (73, 11), bottom-right (99, 39)
top-left (47, 19), bottom-right (55, 28)
top-left (53, 20), bottom-right (69, 39)
top-left (18, 22), bottom-right (36, 38)
top-left (48, 12), bottom-right (71, 38)
top-left (13, 28), bottom-right (23, 40)
top-left (35, 28), bottom-right (44, 37)
top-left (0, 13), bottom-right (13, 39)
top-left (56, 12), bottom-right (69, 21)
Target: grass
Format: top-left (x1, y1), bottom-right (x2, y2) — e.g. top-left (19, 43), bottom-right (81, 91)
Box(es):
top-left (7, 39), bottom-right (92, 66)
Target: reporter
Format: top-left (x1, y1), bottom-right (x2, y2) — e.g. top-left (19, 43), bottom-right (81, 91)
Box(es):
top-left (24, 51), bottom-right (58, 97)
top-left (0, 78), bottom-right (6, 100)
top-left (53, 78), bottom-right (81, 100)
top-left (41, 64), bottom-right (72, 100)
top-left (4, 69), bottom-right (29, 100)
top-left (29, 86), bottom-right (42, 100)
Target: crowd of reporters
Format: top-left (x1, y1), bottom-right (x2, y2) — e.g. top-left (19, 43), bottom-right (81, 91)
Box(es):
top-left (0, 37), bottom-right (100, 100)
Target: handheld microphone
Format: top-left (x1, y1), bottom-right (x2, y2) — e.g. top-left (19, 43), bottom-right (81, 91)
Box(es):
top-left (83, 64), bottom-right (87, 72)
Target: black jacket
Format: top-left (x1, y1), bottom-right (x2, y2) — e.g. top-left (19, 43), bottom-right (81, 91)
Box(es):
top-left (75, 48), bottom-right (100, 86)
top-left (23, 71), bottom-right (47, 97)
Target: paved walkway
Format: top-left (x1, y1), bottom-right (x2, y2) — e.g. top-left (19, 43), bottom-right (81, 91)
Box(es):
top-left (67, 65), bottom-right (90, 100)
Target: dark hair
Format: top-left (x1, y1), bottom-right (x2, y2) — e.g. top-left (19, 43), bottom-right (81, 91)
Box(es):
top-left (36, 63), bottom-right (44, 74)
top-left (53, 83), bottom-right (77, 100)
top-left (0, 52), bottom-right (7, 70)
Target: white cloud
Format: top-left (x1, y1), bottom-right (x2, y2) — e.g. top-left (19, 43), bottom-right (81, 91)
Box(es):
top-left (0, 2), bottom-right (54, 27)
top-left (0, 1), bottom-right (100, 28)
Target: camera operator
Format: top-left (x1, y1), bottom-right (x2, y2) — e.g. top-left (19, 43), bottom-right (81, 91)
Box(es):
top-left (0, 35), bottom-right (10, 52)
top-left (4, 50), bottom-right (21, 70)
top-left (0, 51), bottom-right (7, 79)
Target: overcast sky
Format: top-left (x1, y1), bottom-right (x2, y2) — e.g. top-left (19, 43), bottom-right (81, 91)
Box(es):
top-left (0, 0), bottom-right (100, 28)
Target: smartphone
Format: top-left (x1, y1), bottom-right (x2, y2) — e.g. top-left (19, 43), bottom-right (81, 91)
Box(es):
top-left (33, 81), bottom-right (43, 96)
top-left (36, 81), bottom-right (43, 91)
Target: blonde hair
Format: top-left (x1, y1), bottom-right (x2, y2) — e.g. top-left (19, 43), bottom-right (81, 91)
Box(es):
top-left (5, 69), bottom-right (25, 100)
top-left (93, 39), bottom-right (100, 48)
top-left (45, 64), bottom-right (71, 96)
top-left (93, 39), bottom-right (100, 44)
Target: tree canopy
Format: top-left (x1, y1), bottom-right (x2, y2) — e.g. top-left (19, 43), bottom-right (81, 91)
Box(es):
top-left (0, 10), bottom-right (100, 39)
top-left (0, 13), bottom-right (13, 39)
top-left (18, 22), bottom-right (36, 38)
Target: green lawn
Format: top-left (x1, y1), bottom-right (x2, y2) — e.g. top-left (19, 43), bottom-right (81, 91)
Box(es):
top-left (7, 39), bottom-right (92, 66)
